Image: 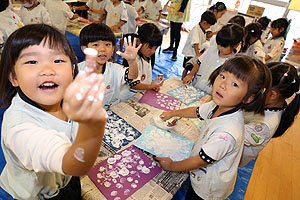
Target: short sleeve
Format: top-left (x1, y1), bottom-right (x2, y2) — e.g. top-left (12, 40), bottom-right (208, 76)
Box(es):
top-left (244, 122), bottom-right (269, 146)
top-left (121, 7), bottom-right (128, 22)
top-left (201, 132), bottom-right (236, 162)
top-left (190, 27), bottom-right (200, 45)
top-left (267, 39), bottom-right (284, 58)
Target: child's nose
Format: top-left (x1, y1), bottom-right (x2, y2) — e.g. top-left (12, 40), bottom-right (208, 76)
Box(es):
top-left (40, 64), bottom-right (56, 76)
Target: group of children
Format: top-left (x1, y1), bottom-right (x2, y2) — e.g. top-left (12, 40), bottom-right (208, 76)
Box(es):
top-left (0, 1), bottom-right (299, 200)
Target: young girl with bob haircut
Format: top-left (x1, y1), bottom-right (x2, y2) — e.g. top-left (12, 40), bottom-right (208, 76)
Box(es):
top-left (183, 23), bottom-right (243, 94)
top-left (120, 23), bottom-right (164, 100)
top-left (264, 18), bottom-right (289, 63)
top-left (207, 1), bottom-right (227, 37)
top-left (241, 22), bottom-right (265, 63)
top-left (0, 24), bottom-right (107, 199)
top-left (156, 55), bottom-right (271, 200)
top-left (240, 62), bottom-right (300, 167)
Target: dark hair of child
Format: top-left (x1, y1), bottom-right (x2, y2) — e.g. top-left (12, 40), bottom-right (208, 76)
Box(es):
top-left (266, 62), bottom-right (300, 137)
top-left (79, 22), bottom-right (116, 46)
top-left (241, 22), bottom-right (263, 52)
top-left (200, 10), bottom-right (217, 26)
top-left (209, 55), bottom-right (272, 115)
top-left (137, 23), bottom-right (162, 48)
top-left (0, 24), bottom-right (78, 107)
top-left (228, 15), bottom-right (246, 27)
top-left (257, 16), bottom-right (271, 30)
top-left (0, 0), bottom-right (9, 12)
top-left (216, 23), bottom-right (244, 48)
top-left (209, 2), bottom-right (227, 13)
top-left (271, 18), bottom-right (289, 39)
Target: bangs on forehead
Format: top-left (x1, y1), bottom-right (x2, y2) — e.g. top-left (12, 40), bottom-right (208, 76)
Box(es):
top-left (221, 56), bottom-right (257, 83)
top-left (40, 36), bottom-right (67, 54)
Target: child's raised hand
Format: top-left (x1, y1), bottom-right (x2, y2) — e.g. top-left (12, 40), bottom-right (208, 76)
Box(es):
top-left (155, 157), bottom-right (173, 171)
top-left (63, 71), bottom-right (107, 125)
top-left (118, 37), bottom-right (142, 63)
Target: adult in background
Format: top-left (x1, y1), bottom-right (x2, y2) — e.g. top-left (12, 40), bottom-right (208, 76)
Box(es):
top-left (162, 0), bottom-right (191, 61)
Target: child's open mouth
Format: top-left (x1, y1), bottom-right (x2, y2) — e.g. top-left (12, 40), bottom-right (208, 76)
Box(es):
top-left (39, 82), bottom-right (58, 90)
top-left (216, 91), bottom-right (223, 98)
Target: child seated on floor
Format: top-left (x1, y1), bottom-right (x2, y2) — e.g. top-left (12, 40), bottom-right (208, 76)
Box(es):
top-left (0, 24), bottom-right (107, 200)
top-left (120, 23), bottom-right (163, 101)
top-left (137, 0), bottom-right (162, 21)
top-left (181, 10), bottom-right (216, 79)
top-left (19, 0), bottom-right (51, 25)
top-left (156, 56), bottom-right (271, 200)
top-left (78, 22), bottom-right (141, 109)
top-left (182, 23), bottom-right (243, 94)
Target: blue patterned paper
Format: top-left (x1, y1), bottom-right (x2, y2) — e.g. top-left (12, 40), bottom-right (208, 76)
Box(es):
top-left (104, 110), bottom-right (141, 151)
top-left (135, 125), bottom-right (194, 161)
top-left (167, 85), bottom-right (206, 104)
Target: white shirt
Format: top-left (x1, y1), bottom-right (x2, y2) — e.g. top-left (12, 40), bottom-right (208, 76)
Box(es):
top-left (264, 36), bottom-right (285, 63)
top-left (78, 61), bottom-right (128, 108)
top-left (0, 8), bottom-right (23, 55)
top-left (239, 109), bottom-right (283, 167)
top-left (190, 101), bottom-right (244, 199)
top-left (124, 2), bottom-right (138, 34)
top-left (142, 0), bottom-right (162, 21)
top-left (86, 0), bottom-right (111, 22)
top-left (182, 24), bottom-right (206, 57)
top-left (44, 0), bottom-right (74, 33)
top-left (133, 0), bottom-right (144, 12)
top-left (192, 46), bottom-right (231, 94)
top-left (20, 3), bottom-right (51, 25)
top-left (106, 1), bottom-right (128, 33)
top-left (245, 40), bottom-right (265, 63)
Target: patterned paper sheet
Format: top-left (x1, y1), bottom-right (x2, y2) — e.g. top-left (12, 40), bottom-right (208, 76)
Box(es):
top-left (167, 85), bottom-right (207, 105)
top-left (104, 110), bottom-right (141, 151)
top-left (88, 145), bottom-right (162, 200)
top-left (138, 90), bottom-right (182, 111)
top-left (135, 125), bottom-right (194, 161)
top-left (180, 95), bottom-right (211, 129)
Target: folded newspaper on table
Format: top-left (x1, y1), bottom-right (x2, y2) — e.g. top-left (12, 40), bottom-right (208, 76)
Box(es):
top-left (135, 125), bottom-right (194, 161)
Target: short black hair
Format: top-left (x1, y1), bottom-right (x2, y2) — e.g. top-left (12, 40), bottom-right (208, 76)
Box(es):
top-left (138, 23), bottom-right (162, 47)
top-left (271, 18), bottom-right (289, 38)
top-left (257, 16), bottom-right (270, 30)
top-left (79, 23), bottom-right (116, 46)
top-left (0, 0), bottom-right (9, 12)
top-left (216, 23), bottom-right (244, 47)
top-left (201, 11), bottom-right (217, 25)
top-left (209, 2), bottom-right (227, 12)
top-left (228, 15), bottom-right (246, 27)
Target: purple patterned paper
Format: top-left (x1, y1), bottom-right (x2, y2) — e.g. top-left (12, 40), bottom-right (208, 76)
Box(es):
top-left (138, 90), bottom-right (182, 111)
top-left (88, 145), bottom-right (162, 200)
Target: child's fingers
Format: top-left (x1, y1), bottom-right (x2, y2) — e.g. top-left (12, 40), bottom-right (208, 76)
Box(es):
top-left (136, 43), bottom-right (142, 51)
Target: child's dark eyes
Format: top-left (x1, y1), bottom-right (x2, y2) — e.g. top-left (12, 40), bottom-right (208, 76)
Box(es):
top-left (220, 74), bottom-right (225, 79)
top-left (105, 43), bottom-right (111, 47)
top-left (54, 59), bottom-right (65, 63)
top-left (25, 60), bottom-right (38, 64)
top-left (232, 82), bottom-right (239, 87)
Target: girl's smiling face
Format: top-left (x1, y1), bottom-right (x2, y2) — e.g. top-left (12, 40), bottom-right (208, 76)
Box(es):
top-left (212, 70), bottom-right (248, 112)
top-left (9, 40), bottom-right (74, 111)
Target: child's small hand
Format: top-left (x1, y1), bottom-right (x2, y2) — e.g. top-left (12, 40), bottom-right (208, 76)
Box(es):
top-left (182, 74), bottom-right (193, 85)
top-left (160, 111), bottom-right (173, 121)
top-left (151, 76), bottom-right (164, 91)
top-left (155, 157), bottom-right (173, 171)
top-left (63, 71), bottom-right (107, 125)
top-left (118, 37), bottom-right (142, 63)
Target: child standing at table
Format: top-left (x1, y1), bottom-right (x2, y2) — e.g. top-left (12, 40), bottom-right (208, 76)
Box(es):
top-left (257, 16), bottom-right (271, 45)
top-left (137, 0), bottom-right (162, 21)
top-left (79, 22), bottom-right (140, 108)
top-left (240, 62), bottom-right (300, 167)
top-left (124, 0), bottom-right (139, 34)
top-left (181, 11), bottom-right (216, 79)
top-left (105, 0), bottom-right (128, 33)
top-left (240, 22), bottom-right (265, 63)
top-left (156, 55), bottom-right (271, 200)
top-left (264, 18), bottom-right (289, 63)
top-left (206, 1), bottom-right (227, 38)
top-left (120, 23), bottom-right (163, 100)
top-left (133, 0), bottom-right (145, 13)
top-left (182, 23), bottom-right (243, 94)
top-left (19, 0), bottom-right (51, 25)
top-left (72, 0), bottom-right (112, 23)
top-left (0, 24), bottom-right (107, 200)
top-left (44, 0), bottom-right (78, 34)
top-left (0, 0), bottom-right (23, 55)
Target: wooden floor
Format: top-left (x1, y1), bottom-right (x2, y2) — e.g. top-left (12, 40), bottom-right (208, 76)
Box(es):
top-left (244, 114), bottom-right (300, 200)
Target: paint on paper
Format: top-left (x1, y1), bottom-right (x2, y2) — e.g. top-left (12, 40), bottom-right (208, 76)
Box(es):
top-left (168, 85), bottom-right (207, 105)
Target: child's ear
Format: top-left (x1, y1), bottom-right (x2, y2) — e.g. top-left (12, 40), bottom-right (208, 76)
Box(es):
top-left (81, 46), bottom-right (87, 53)
top-left (9, 72), bottom-right (19, 87)
top-left (243, 94), bottom-right (255, 104)
top-left (279, 27), bottom-right (285, 33)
